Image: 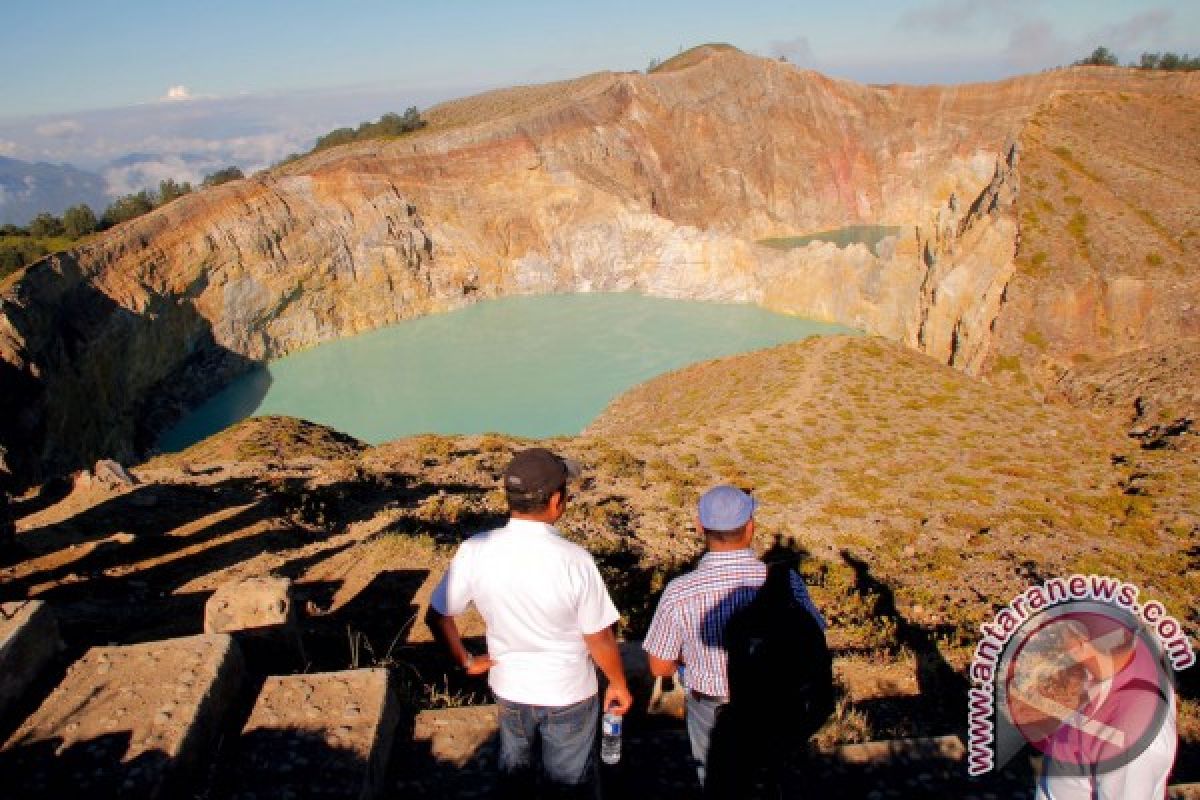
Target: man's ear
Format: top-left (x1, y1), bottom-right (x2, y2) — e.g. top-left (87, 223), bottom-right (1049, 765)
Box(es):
top-left (694, 516), bottom-right (705, 538)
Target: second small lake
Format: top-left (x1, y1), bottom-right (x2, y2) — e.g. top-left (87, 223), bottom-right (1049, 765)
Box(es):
top-left (759, 225), bottom-right (903, 255)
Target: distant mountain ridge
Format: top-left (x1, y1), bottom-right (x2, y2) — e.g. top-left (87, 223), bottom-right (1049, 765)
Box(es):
top-left (0, 156), bottom-right (109, 226)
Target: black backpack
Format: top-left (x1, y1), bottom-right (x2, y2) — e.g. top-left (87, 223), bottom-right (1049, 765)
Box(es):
top-left (723, 562), bottom-right (834, 745)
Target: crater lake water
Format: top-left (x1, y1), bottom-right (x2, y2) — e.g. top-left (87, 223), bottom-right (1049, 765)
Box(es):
top-left (758, 225), bottom-right (903, 255)
top-left (159, 293), bottom-right (853, 451)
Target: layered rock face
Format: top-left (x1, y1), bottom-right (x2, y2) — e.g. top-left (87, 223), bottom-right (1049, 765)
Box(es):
top-left (1, 48), bottom-right (1195, 480)
top-left (984, 81), bottom-right (1200, 395)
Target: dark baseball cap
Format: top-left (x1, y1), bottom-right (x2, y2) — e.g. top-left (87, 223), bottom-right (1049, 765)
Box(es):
top-left (503, 448), bottom-right (581, 496)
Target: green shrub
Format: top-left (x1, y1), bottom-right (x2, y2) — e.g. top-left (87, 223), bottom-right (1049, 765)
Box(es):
top-left (1066, 211), bottom-right (1088, 245)
top-left (202, 166), bottom-right (245, 187)
top-left (313, 108), bottom-right (427, 153)
top-left (1074, 46), bottom-right (1118, 67)
top-left (994, 354), bottom-right (1022, 373)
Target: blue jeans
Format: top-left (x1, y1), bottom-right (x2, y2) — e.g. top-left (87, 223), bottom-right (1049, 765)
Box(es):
top-left (686, 690), bottom-right (728, 787)
top-left (497, 693), bottom-right (598, 798)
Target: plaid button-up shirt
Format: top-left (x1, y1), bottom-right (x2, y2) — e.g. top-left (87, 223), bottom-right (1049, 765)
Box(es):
top-left (642, 548), bottom-right (826, 698)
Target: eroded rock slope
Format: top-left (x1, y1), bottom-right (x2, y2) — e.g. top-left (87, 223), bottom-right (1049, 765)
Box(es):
top-left (1, 48), bottom-right (1196, 478)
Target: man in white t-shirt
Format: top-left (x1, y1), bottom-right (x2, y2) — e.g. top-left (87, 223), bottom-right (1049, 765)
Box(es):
top-left (426, 447), bottom-right (632, 797)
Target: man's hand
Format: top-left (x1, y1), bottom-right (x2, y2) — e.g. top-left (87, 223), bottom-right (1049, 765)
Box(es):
top-left (426, 606), bottom-right (488, 676)
top-left (604, 682), bottom-right (633, 715)
top-left (466, 653), bottom-right (496, 676)
top-left (583, 625), bottom-right (633, 715)
top-left (646, 653), bottom-right (680, 678)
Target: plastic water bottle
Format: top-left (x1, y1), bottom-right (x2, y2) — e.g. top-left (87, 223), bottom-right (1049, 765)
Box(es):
top-left (600, 711), bottom-right (622, 765)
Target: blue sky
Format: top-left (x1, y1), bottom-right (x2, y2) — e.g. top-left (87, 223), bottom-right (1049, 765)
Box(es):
top-left (0, 0), bottom-right (1196, 200)
top-left (3, 0), bottom-right (1196, 117)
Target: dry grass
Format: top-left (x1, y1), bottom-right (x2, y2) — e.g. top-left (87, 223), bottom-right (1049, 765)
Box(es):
top-left (584, 334), bottom-right (1195, 659)
top-left (989, 86), bottom-right (1200, 397)
top-left (650, 43), bottom-right (741, 74)
top-left (420, 72), bottom-right (618, 136)
top-left (19, 333), bottom-right (1196, 753)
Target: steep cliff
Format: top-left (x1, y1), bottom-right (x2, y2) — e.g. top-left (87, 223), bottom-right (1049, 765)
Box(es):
top-left (984, 79), bottom-right (1200, 396)
top-left (1, 48), bottom-right (1196, 480)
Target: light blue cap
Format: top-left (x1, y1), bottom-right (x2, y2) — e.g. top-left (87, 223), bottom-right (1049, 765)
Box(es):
top-left (697, 485), bottom-right (758, 531)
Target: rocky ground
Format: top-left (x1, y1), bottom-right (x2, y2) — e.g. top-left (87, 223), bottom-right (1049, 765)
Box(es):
top-left (1, 335), bottom-right (1196, 796)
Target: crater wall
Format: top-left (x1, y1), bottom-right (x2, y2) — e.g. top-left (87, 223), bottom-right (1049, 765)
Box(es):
top-left (1, 51), bottom-right (1194, 481)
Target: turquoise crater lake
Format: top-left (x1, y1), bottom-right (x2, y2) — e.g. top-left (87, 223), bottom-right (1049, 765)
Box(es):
top-left (159, 293), bottom-right (853, 451)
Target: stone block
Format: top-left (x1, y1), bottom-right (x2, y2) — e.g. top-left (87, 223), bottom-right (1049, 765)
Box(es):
top-left (832, 734), bottom-right (965, 767)
top-left (411, 705), bottom-right (498, 768)
top-left (0, 600), bottom-right (62, 721)
top-left (204, 575), bottom-right (295, 635)
top-left (0, 633), bottom-right (243, 799)
top-left (226, 668), bottom-right (398, 800)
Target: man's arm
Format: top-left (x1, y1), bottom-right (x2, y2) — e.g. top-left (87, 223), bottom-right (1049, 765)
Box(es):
top-left (582, 626), bottom-right (632, 714)
top-left (647, 653), bottom-right (680, 678)
top-left (424, 606), bottom-right (494, 676)
top-left (642, 585), bottom-right (683, 678)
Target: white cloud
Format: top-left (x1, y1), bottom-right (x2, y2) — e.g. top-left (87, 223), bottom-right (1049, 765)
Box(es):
top-left (164, 85), bottom-right (192, 101)
top-left (768, 36), bottom-right (817, 67)
top-left (0, 81), bottom-right (477, 198)
top-left (103, 156), bottom-right (205, 196)
top-left (1001, 8), bottom-right (1175, 71)
top-left (1001, 19), bottom-right (1071, 70)
top-left (34, 119), bottom-right (83, 138)
top-left (1092, 9), bottom-right (1173, 51)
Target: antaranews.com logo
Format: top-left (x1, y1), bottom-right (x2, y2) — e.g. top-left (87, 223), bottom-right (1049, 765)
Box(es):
top-left (967, 574), bottom-right (1195, 778)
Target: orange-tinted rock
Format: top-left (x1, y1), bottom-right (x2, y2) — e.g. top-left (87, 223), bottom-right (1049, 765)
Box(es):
top-left (1, 49), bottom-right (1195, 477)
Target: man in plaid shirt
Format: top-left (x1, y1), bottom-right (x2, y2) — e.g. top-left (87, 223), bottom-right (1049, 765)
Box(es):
top-left (643, 485), bottom-right (826, 791)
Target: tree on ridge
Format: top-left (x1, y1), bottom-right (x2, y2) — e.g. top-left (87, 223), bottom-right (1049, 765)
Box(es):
top-left (63, 204), bottom-right (98, 238)
top-left (1075, 46), bottom-right (1119, 67)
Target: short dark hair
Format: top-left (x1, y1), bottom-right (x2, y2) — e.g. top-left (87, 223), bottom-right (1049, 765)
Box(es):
top-left (507, 484), bottom-right (565, 514)
top-left (702, 523), bottom-right (747, 543)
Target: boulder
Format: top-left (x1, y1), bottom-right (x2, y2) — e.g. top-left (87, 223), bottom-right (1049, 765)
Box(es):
top-left (203, 575), bottom-right (295, 635)
top-left (93, 459), bottom-right (137, 488)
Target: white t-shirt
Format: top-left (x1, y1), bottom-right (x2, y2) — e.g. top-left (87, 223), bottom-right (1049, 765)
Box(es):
top-left (430, 517), bottom-right (620, 706)
top-left (1035, 689), bottom-right (1177, 800)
